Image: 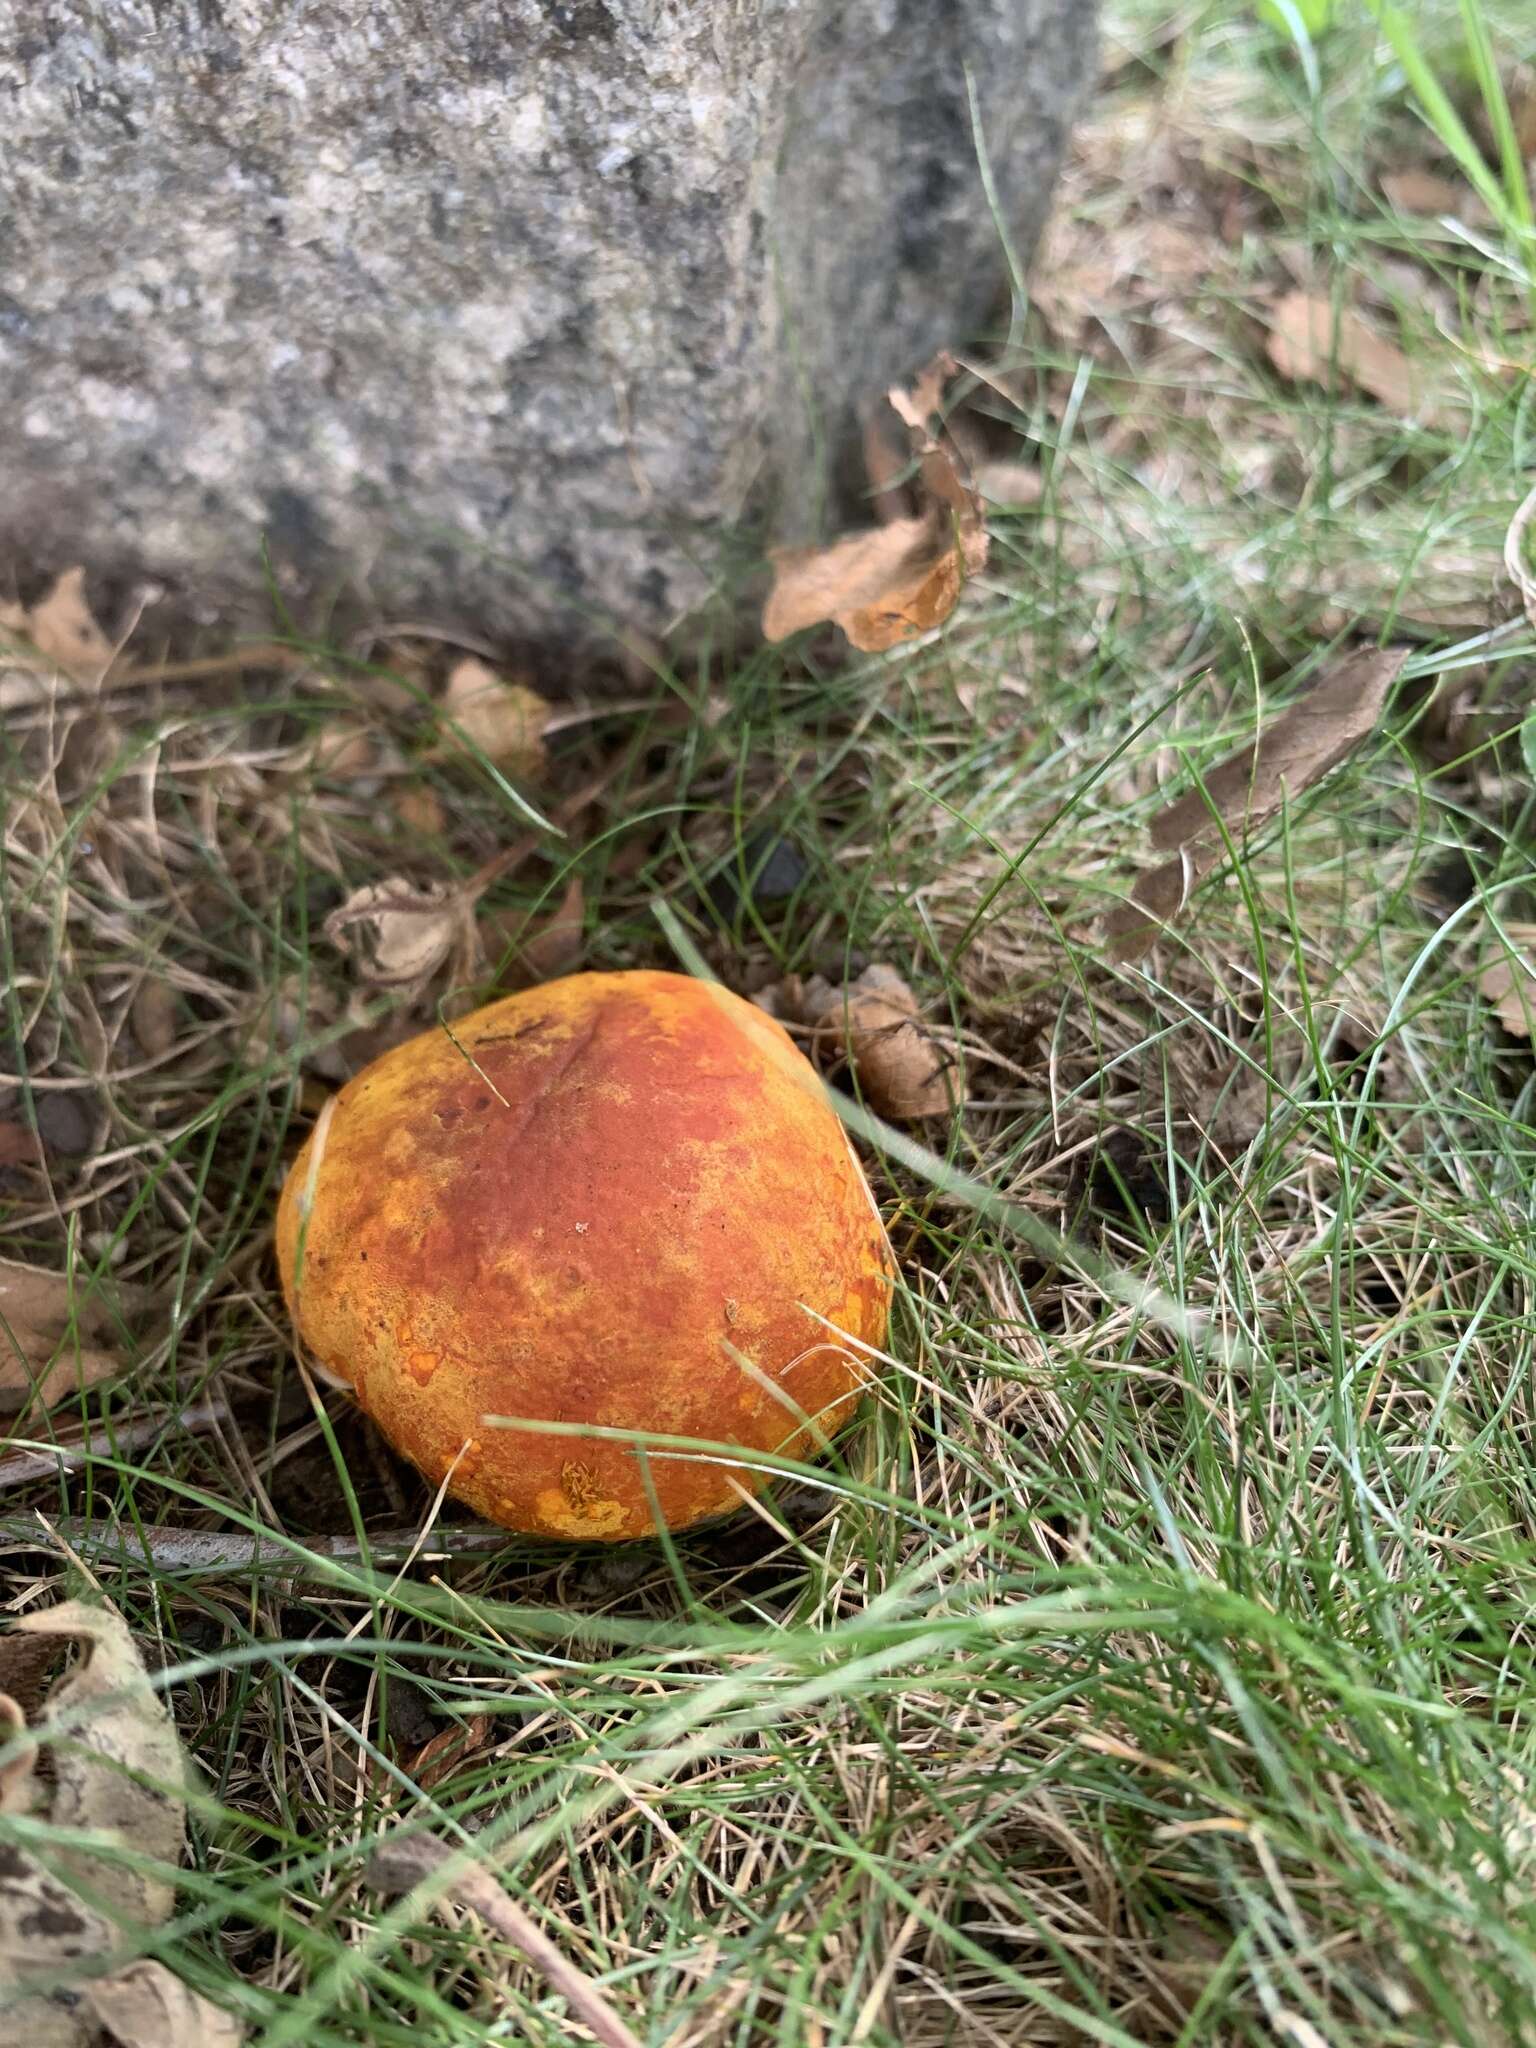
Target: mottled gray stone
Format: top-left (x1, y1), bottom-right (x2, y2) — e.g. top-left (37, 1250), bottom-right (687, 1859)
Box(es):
top-left (0, 1), bottom-right (1094, 654)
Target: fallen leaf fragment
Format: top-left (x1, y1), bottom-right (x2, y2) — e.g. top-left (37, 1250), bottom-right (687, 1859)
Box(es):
top-left (976, 460), bottom-right (1045, 509)
top-left (1504, 480), bottom-right (1536, 631)
top-left (800, 965), bottom-right (958, 1119)
top-left (764, 355), bottom-right (988, 652)
top-left (1381, 169), bottom-right (1487, 222)
top-left (0, 567), bottom-right (114, 678)
top-left (129, 979), bottom-right (180, 1059)
top-left (324, 878), bottom-right (462, 992)
top-left (0, 1598), bottom-right (242, 2045)
top-left (307, 718), bottom-right (380, 778)
top-left (0, 1122), bottom-right (42, 1169)
top-left (520, 875), bottom-right (585, 982)
top-left (72, 1961), bottom-right (245, 2048)
top-left (1267, 290), bottom-right (1434, 420)
top-left (765, 518), bottom-right (946, 649)
top-left (367, 1830), bottom-right (642, 2048)
top-left (1478, 925), bottom-right (1536, 1038)
top-left (0, 1259), bottom-right (136, 1416)
top-left (1107, 648), bottom-right (1407, 958)
top-left (393, 784), bottom-right (448, 836)
top-left (433, 658), bottom-right (548, 779)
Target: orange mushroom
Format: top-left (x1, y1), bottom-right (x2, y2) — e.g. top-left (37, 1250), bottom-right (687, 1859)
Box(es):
top-left (275, 970), bottom-right (893, 1540)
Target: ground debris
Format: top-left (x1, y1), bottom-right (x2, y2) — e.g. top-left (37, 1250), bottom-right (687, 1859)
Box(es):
top-left (324, 877), bottom-right (465, 995)
top-left (431, 658), bottom-right (549, 779)
top-left (366, 1829), bottom-right (642, 2048)
top-left (1107, 648), bottom-right (1407, 958)
top-left (1266, 289), bottom-right (1440, 421)
top-left (0, 567), bottom-right (114, 681)
top-left (0, 1259), bottom-right (139, 1417)
top-left (1477, 924), bottom-right (1536, 1038)
top-left (769, 964), bottom-right (960, 1119)
top-left (764, 354), bottom-right (988, 651)
top-left (0, 1599), bottom-right (242, 2045)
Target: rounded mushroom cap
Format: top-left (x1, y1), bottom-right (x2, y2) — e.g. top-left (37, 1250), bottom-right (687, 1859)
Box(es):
top-left (275, 969), bottom-right (892, 1540)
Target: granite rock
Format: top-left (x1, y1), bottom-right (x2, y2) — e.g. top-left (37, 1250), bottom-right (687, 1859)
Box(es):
top-left (0, 1), bottom-right (1095, 653)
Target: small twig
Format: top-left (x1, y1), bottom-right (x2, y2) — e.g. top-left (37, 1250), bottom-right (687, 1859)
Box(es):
top-left (0, 1398), bottom-right (231, 1493)
top-left (0, 1515), bottom-right (513, 1575)
top-left (366, 1831), bottom-right (644, 2048)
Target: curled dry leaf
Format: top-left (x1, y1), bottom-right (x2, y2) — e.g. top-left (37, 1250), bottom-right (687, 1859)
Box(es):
top-left (800, 965), bottom-right (958, 1119)
top-left (0, 567), bottom-right (114, 679)
top-left (0, 1599), bottom-right (242, 2045)
top-left (432, 658), bottom-right (548, 780)
top-left (1478, 924), bottom-right (1536, 1038)
top-left (1107, 648), bottom-right (1408, 959)
top-left (0, 1259), bottom-right (138, 1417)
top-left (324, 878), bottom-right (462, 992)
top-left (1266, 290), bottom-right (1438, 422)
top-left (764, 354), bottom-right (988, 652)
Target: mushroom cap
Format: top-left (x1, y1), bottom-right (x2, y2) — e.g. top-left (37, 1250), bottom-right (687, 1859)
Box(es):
top-left (275, 970), bottom-right (893, 1540)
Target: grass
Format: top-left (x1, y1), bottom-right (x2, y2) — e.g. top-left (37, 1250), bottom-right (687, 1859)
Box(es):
top-left (3, 2), bottom-right (1536, 2042)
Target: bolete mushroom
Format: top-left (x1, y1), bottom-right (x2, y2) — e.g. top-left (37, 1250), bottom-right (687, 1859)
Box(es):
top-left (276, 970), bottom-right (892, 1540)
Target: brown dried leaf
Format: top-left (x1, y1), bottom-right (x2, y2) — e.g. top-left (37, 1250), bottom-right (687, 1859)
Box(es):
top-left (129, 979), bottom-right (180, 1059)
top-left (410, 1712), bottom-right (495, 1793)
top-left (433, 659), bottom-right (548, 779)
top-left (976, 460), bottom-right (1045, 509)
top-left (0, 1121), bottom-right (42, 1169)
top-left (1267, 290), bottom-right (1434, 420)
top-left (308, 719), bottom-right (379, 777)
top-left (72, 1961), bottom-right (245, 2048)
top-left (1478, 924), bottom-right (1536, 1038)
top-left (520, 876), bottom-right (585, 982)
top-left (8, 1601), bottom-right (186, 1923)
top-left (0, 1259), bottom-right (137, 1417)
top-left (764, 356), bottom-right (988, 652)
top-left (0, 1602), bottom-right (238, 2044)
top-left (1381, 169), bottom-right (1487, 222)
top-left (393, 784), bottom-right (448, 836)
top-left (0, 567), bottom-right (114, 678)
top-left (802, 965), bottom-right (958, 1120)
top-left (1108, 648), bottom-right (1407, 958)
top-left (325, 878), bottom-right (461, 991)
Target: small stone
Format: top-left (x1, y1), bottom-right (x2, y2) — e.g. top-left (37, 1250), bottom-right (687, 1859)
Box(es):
top-left (32, 1090), bottom-right (96, 1159)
